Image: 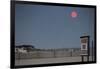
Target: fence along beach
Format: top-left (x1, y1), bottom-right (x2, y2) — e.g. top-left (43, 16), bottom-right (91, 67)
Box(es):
top-left (15, 46), bottom-right (94, 65)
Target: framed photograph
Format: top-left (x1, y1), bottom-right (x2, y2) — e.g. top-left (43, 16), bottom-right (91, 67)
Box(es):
top-left (11, 0), bottom-right (96, 68)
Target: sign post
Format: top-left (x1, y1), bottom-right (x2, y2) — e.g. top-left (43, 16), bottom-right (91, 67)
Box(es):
top-left (80, 35), bottom-right (90, 62)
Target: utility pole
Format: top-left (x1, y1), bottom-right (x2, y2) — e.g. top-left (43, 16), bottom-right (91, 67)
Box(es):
top-left (92, 40), bottom-right (94, 61)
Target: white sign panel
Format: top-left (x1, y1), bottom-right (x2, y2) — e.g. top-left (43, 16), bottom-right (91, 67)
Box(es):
top-left (81, 43), bottom-right (87, 50)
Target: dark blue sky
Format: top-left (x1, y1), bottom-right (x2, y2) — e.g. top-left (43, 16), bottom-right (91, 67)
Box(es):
top-left (15, 4), bottom-right (95, 49)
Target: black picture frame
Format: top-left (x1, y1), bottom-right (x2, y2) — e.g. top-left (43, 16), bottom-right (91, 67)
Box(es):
top-left (10, 0), bottom-right (96, 68)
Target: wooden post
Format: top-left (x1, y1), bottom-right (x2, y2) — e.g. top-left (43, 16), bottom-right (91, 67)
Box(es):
top-left (82, 55), bottom-right (84, 62)
top-left (54, 49), bottom-right (56, 58)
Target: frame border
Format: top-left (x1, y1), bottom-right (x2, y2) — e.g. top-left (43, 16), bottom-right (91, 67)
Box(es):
top-left (10, 0), bottom-right (97, 68)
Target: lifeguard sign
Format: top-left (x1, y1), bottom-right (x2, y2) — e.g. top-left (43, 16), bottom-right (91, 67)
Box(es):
top-left (80, 35), bottom-right (90, 62)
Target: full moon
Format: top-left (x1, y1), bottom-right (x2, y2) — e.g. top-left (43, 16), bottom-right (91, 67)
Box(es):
top-left (71, 11), bottom-right (78, 18)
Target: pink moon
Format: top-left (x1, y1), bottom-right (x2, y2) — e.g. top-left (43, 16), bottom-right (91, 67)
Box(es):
top-left (71, 11), bottom-right (78, 18)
